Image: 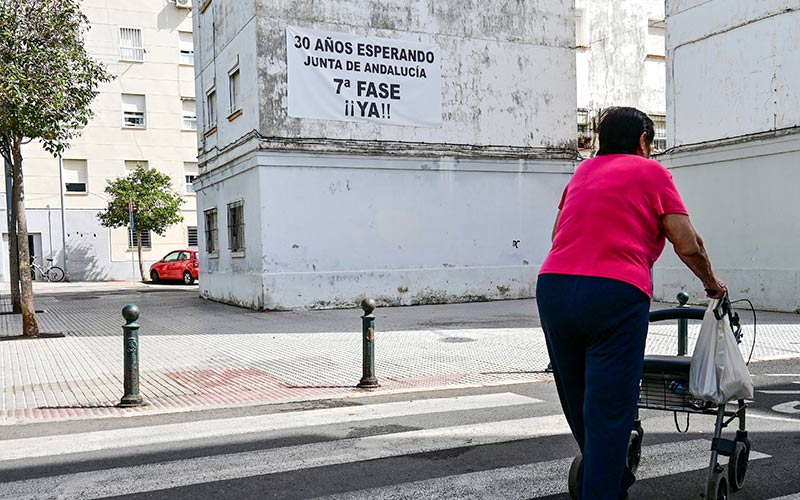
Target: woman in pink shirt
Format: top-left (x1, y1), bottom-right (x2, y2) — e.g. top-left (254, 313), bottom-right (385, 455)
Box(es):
top-left (537, 107), bottom-right (726, 499)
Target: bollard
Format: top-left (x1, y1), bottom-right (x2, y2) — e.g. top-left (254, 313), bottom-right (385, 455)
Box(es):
top-left (676, 291), bottom-right (689, 356)
top-left (118, 304), bottom-right (144, 407)
top-left (357, 298), bottom-right (379, 389)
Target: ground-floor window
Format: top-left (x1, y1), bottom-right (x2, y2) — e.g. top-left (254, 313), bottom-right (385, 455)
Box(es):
top-left (204, 208), bottom-right (218, 255)
top-left (227, 200), bottom-right (245, 253)
top-left (187, 226), bottom-right (198, 247)
top-left (128, 229), bottom-right (152, 249)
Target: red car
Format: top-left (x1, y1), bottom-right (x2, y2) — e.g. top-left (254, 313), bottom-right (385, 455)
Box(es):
top-left (149, 249), bottom-right (199, 285)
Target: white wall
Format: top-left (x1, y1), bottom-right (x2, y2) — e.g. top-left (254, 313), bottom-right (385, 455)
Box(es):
top-left (248, 0), bottom-right (575, 151)
top-left (666, 0), bottom-right (800, 147)
top-left (196, 151), bottom-right (572, 310)
top-left (655, 134), bottom-right (800, 312)
top-left (657, 0), bottom-right (800, 312)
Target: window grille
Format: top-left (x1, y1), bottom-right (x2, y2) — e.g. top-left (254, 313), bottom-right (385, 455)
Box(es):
top-left (204, 208), bottom-right (218, 254)
top-left (128, 229), bottom-right (152, 249)
top-left (227, 200), bottom-right (245, 252)
top-left (119, 27), bottom-right (144, 62)
top-left (577, 109), bottom-right (593, 149)
top-left (187, 227), bottom-right (198, 247)
top-left (651, 114), bottom-right (667, 152)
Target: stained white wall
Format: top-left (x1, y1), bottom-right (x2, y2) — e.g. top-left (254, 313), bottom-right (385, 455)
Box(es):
top-left (247, 0), bottom-right (576, 150)
top-left (656, 0), bottom-right (800, 312)
top-left (193, 0), bottom-right (577, 309)
top-left (666, 0), bottom-right (800, 147)
top-left (196, 152), bottom-right (572, 310)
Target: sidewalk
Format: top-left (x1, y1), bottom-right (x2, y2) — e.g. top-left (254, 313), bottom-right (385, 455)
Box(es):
top-left (2, 285), bottom-right (800, 424)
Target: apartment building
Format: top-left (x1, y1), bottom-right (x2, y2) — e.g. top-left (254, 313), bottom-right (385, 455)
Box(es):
top-left (1, 0), bottom-right (198, 281)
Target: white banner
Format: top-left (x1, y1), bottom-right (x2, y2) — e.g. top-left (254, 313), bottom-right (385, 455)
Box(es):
top-left (286, 26), bottom-right (442, 128)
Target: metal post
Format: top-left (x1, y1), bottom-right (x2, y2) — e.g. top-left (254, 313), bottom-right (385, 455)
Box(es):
top-left (677, 291), bottom-right (689, 356)
top-left (57, 155), bottom-right (69, 281)
top-left (357, 298), bottom-right (379, 389)
top-left (118, 304), bottom-right (144, 407)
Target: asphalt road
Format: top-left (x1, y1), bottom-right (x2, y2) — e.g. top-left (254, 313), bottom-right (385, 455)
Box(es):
top-left (1, 357), bottom-right (799, 500)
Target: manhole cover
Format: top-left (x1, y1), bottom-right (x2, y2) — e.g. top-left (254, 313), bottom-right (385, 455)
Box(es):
top-left (440, 337), bottom-right (476, 343)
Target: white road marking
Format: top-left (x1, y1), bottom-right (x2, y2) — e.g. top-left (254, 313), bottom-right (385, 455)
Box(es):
top-left (313, 439), bottom-right (770, 500)
top-left (0, 414), bottom-right (571, 500)
top-left (761, 374), bottom-right (800, 377)
top-left (772, 401), bottom-right (800, 415)
top-left (758, 390), bottom-right (800, 395)
top-left (0, 392), bottom-right (541, 462)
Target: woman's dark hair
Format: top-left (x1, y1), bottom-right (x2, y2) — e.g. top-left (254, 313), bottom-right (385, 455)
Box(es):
top-left (596, 107), bottom-right (655, 155)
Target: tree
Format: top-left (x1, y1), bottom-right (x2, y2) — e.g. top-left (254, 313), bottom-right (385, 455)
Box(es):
top-left (98, 166), bottom-right (185, 282)
top-left (0, 0), bottom-right (111, 336)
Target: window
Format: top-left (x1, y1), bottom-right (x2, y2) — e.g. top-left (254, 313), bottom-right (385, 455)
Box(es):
top-left (227, 200), bottom-right (245, 252)
top-left (646, 20), bottom-right (666, 58)
top-left (128, 229), bottom-right (152, 249)
top-left (182, 98), bottom-right (197, 130)
top-left (124, 160), bottom-right (148, 173)
top-left (577, 109), bottom-right (592, 149)
top-left (122, 94), bottom-right (146, 129)
top-left (575, 10), bottom-right (587, 48)
top-left (205, 89), bottom-right (217, 129)
top-left (651, 114), bottom-right (667, 152)
top-left (119, 27), bottom-right (144, 62)
top-left (179, 31), bottom-right (194, 65)
top-left (184, 162), bottom-right (198, 193)
top-left (187, 226), bottom-right (198, 247)
top-left (228, 68), bottom-right (241, 114)
top-left (204, 208), bottom-right (218, 254)
top-left (63, 159), bottom-right (88, 193)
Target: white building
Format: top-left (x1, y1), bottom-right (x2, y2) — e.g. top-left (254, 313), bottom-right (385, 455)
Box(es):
top-left (1, 0), bottom-right (198, 282)
top-left (193, 0), bottom-right (577, 310)
top-left (575, 0), bottom-right (667, 153)
top-left (655, 0), bottom-right (800, 312)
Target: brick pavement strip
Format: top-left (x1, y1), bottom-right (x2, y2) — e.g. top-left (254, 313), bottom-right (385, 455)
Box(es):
top-left (1, 289), bottom-right (800, 424)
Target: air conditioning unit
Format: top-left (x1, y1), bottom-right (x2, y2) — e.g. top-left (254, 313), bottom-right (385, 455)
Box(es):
top-left (174, 0), bottom-right (192, 9)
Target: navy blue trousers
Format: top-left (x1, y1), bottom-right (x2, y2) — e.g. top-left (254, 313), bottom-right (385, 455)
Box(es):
top-left (536, 274), bottom-right (650, 500)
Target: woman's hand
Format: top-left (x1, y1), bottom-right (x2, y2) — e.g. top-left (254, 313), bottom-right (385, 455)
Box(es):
top-left (703, 279), bottom-right (727, 299)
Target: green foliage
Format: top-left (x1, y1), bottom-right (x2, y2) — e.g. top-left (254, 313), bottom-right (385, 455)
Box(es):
top-left (98, 166), bottom-right (184, 235)
top-left (0, 0), bottom-right (112, 157)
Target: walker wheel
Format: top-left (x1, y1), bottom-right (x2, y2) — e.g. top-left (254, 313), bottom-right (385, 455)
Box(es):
top-left (707, 471), bottom-right (729, 500)
top-left (627, 430), bottom-right (643, 474)
top-left (728, 440), bottom-right (749, 491)
top-left (568, 455), bottom-right (582, 500)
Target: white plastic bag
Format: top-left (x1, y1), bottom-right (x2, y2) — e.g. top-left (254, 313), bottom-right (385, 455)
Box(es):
top-left (689, 299), bottom-right (754, 404)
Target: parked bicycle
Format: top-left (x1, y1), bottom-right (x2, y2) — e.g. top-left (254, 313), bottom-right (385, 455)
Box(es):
top-left (30, 257), bottom-right (65, 282)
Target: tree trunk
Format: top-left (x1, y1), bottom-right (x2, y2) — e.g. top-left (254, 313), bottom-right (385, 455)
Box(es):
top-left (11, 137), bottom-right (39, 337)
top-left (136, 230), bottom-right (145, 282)
top-left (4, 155), bottom-right (21, 313)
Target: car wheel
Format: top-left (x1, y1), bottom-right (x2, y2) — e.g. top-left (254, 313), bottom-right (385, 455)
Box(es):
top-left (150, 270), bottom-right (159, 284)
top-left (183, 270), bottom-right (195, 285)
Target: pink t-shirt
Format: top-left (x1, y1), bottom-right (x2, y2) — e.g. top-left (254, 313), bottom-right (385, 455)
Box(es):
top-left (539, 154), bottom-right (688, 297)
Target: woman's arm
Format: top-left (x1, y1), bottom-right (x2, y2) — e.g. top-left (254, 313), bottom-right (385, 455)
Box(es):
top-left (662, 214), bottom-right (727, 298)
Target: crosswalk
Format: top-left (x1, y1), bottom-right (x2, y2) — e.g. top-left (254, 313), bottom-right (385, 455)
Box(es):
top-left (0, 392), bottom-right (793, 500)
